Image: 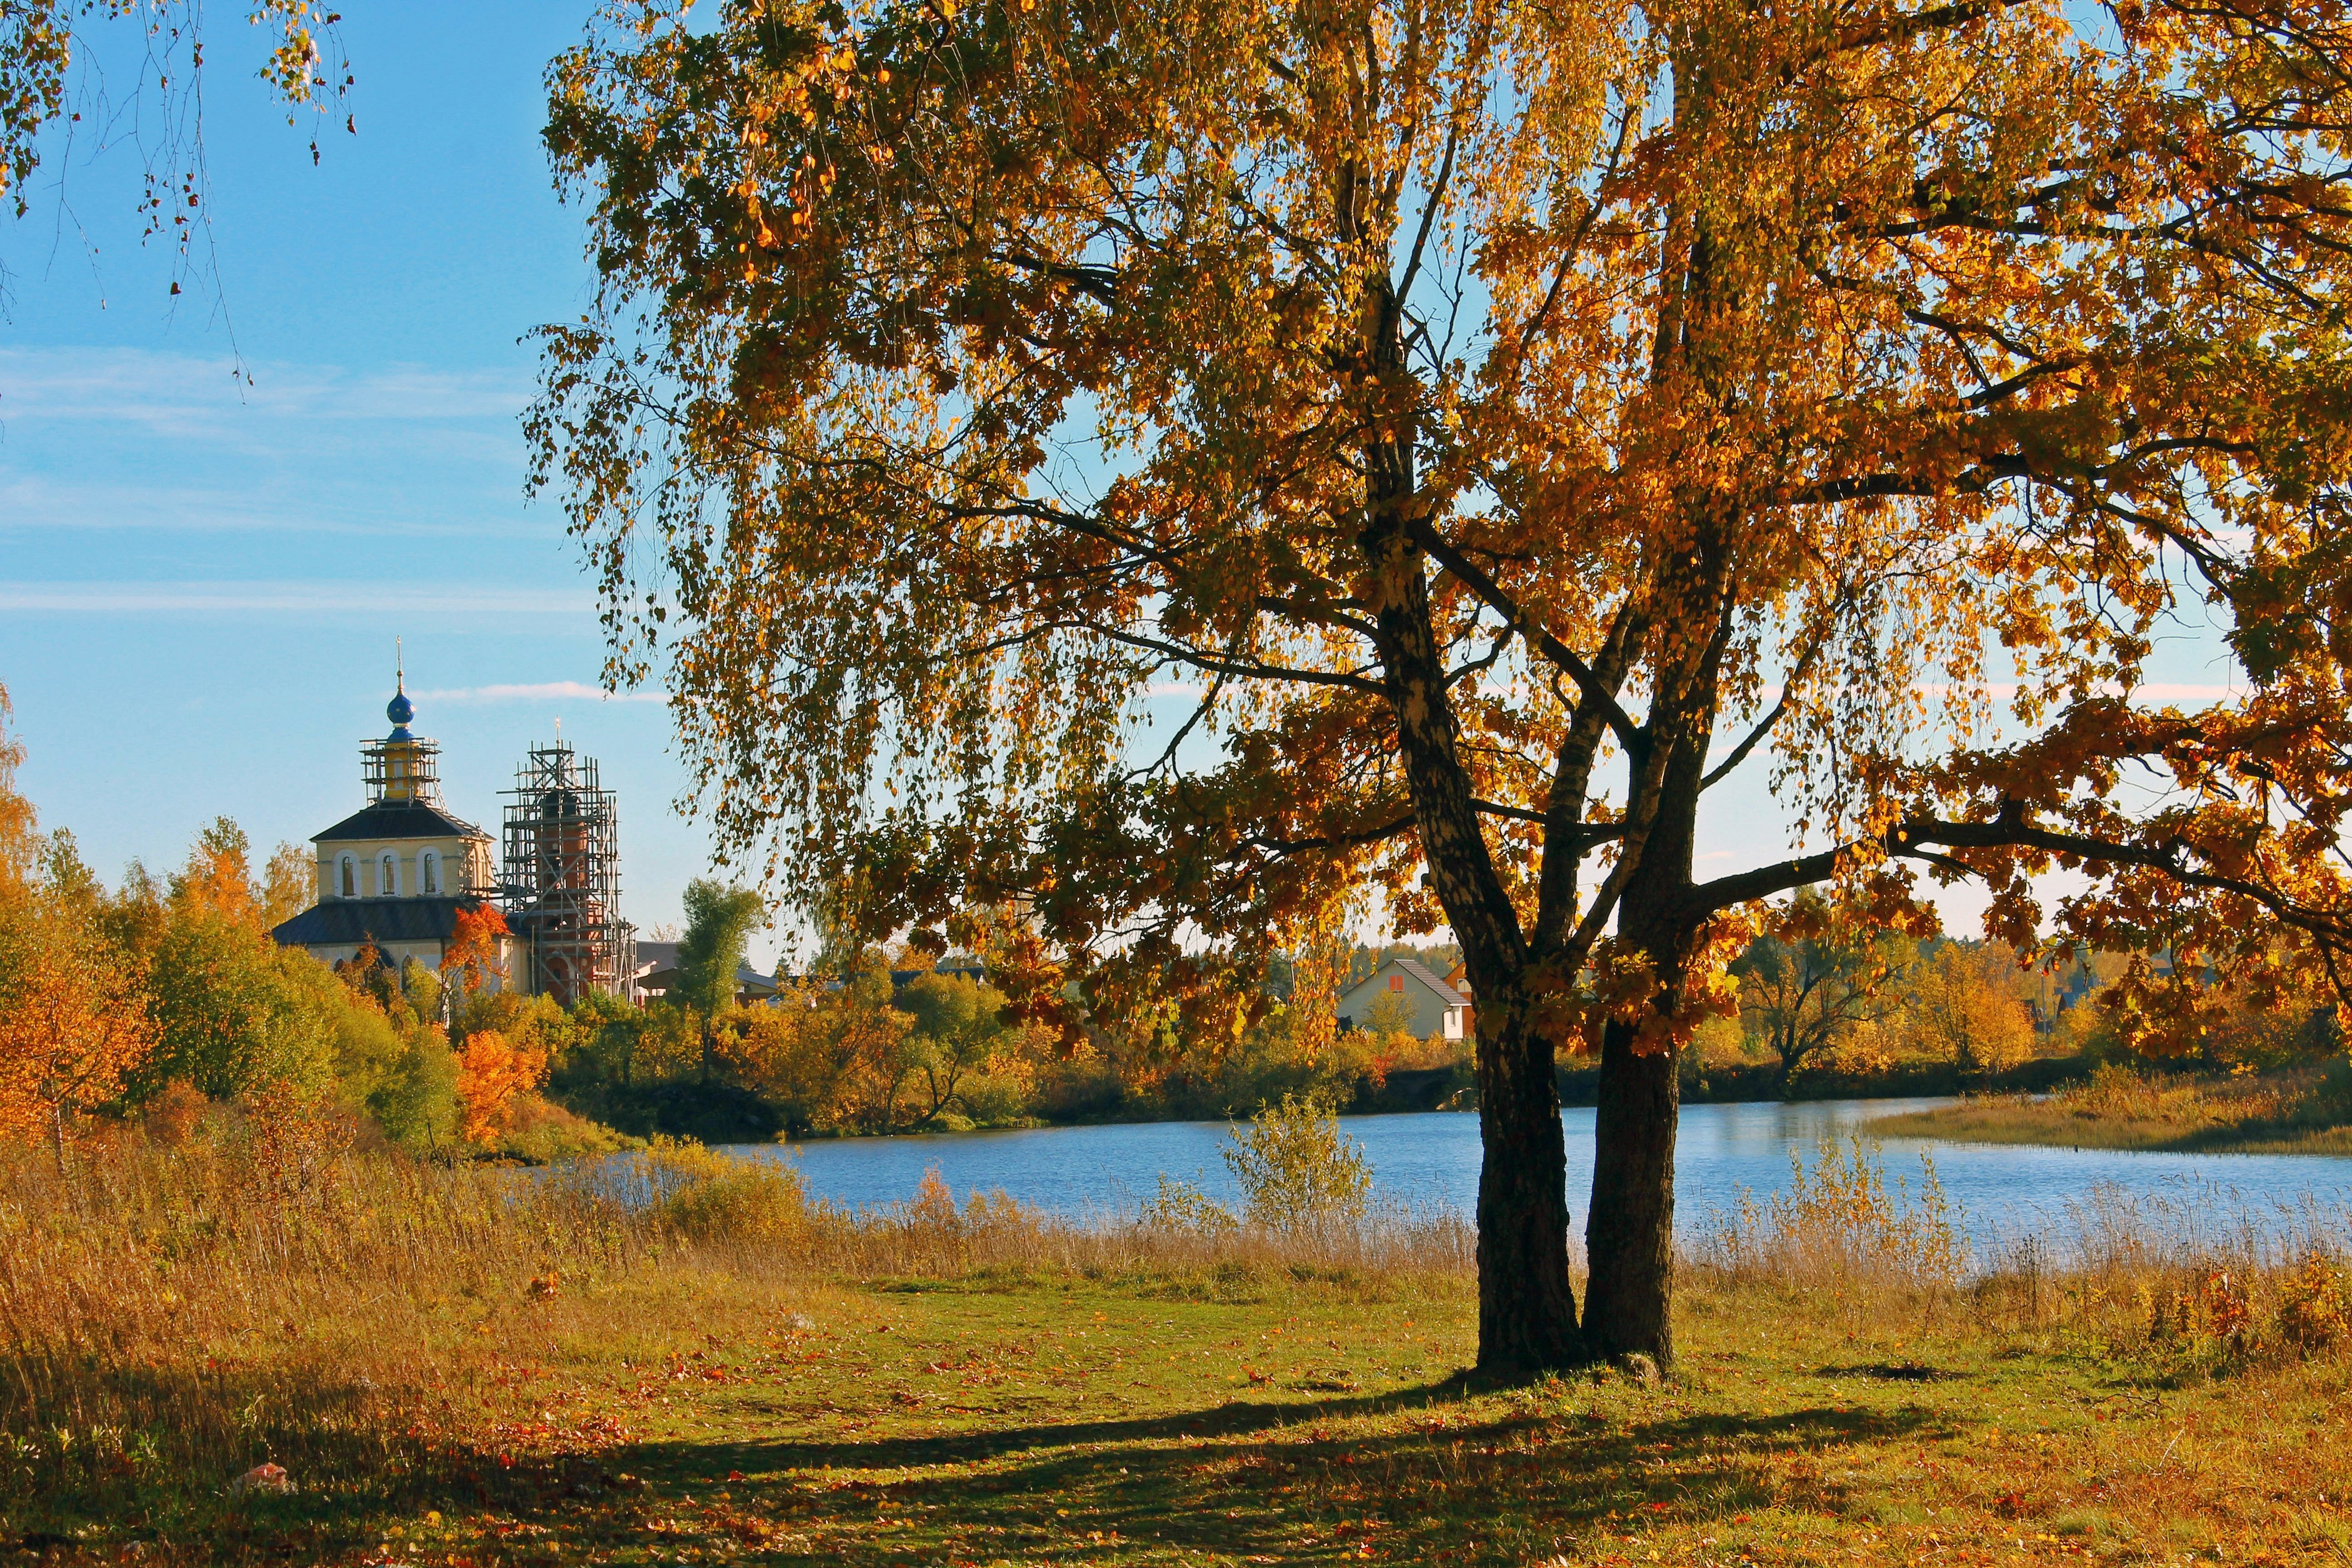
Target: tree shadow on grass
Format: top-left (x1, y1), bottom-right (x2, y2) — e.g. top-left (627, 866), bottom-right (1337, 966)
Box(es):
top-left (580, 1382), bottom-right (1956, 1564)
top-left (4, 1365), bottom-right (1956, 1565)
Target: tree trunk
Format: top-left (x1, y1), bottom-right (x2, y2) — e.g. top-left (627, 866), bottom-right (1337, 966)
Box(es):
top-left (1472, 999), bottom-right (1584, 1373)
top-left (1581, 1017), bottom-right (1680, 1365)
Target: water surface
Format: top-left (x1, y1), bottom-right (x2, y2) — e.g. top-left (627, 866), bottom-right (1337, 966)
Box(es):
top-left (719, 1098), bottom-right (2352, 1254)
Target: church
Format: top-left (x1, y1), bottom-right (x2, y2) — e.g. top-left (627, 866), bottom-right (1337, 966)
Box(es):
top-left (269, 676), bottom-right (516, 985)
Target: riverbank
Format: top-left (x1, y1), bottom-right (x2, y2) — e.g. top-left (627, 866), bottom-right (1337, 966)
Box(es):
top-left (844, 1053), bottom-right (2095, 1127)
top-left (9, 1132), bottom-right (2351, 1564)
top-left (1867, 1061), bottom-right (2352, 1156)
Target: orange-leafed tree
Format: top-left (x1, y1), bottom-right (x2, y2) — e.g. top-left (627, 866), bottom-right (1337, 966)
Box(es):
top-left (536, 0), bottom-right (2352, 1371)
top-left (452, 1028), bottom-right (549, 1146)
top-left (169, 816), bottom-right (259, 925)
top-left (0, 922), bottom-right (158, 1168)
top-left (0, 684), bottom-right (35, 897)
top-left (441, 904), bottom-right (511, 999)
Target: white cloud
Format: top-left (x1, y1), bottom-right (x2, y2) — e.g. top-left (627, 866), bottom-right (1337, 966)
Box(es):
top-left (2127, 681), bottom-right (2239, 703)
top-left (415, 681), bottom-right (667, 704)
top-left (0, 346), bottom-right (530, 436)
top-left (0, 474), bottom-right (531, 537)
top-left (0, 580), bottom-right (589, 614)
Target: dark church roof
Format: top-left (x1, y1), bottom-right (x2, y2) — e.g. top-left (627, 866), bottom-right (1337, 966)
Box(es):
top-left (271, 895), bottom-right (492, 948)
top-left (312, 800), bottom-right (490, 844)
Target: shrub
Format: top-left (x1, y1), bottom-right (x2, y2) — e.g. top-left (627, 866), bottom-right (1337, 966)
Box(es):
top-left (1221, 1094), bottom-right (1371, 1235)
top-left (1138, 1175), bottom-right (1239, 1236)
top-left (2276, 1251), bottom-right (2349, 1349)
top-left (646, 1143), bottom-right (810, 1242)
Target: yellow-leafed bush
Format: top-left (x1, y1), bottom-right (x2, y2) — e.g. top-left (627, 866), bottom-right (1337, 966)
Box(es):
top-left (1221, 1093), bottom-right (1371, 1235)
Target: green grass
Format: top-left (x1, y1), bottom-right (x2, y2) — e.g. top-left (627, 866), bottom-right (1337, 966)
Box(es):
top-left (19, 1262), bottom-right (2352, 1566)
top-left (1869, 1061), bottom-right (2352, 1155)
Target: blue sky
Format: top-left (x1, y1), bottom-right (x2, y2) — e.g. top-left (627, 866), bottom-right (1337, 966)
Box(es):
top-left (0, 4), bottom-right (2251, 961)
top-left (0, 5), bottom-right (767, 952)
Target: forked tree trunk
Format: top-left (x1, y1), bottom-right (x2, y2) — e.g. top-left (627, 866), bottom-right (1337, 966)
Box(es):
top-left (1471, 999), bottom-right (1584, 1373)
top-left (1581, 1019), bottom-right (1681, 1365)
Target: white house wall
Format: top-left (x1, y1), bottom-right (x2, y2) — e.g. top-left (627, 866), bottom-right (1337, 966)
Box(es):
top-left (1336, 962), bottom-right (1464, 1041)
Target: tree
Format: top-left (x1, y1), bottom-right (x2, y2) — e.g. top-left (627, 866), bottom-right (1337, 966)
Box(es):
top-left (1905, 943), bottom-right (2036, 1075)
top-left (898, 969), bottom-right (1020, 1124)
top-left (440, 903), bottom-right (511, 1001)
top-left (0, 685), bottom-right (32, 895)
top-left (260, 841), bottom-right (314, 930)
top-left (0, 891), bottom-right (156, 1167)
top-left (535, 0), bottom-right (2352, 1371)
top-left (452, 1028), bottom-right (549, 1146)
top-left (1359, 988), bottom-right (1424, 1048)
top-left (674, 880), bottom-right (767, 1019)
top-left (1733, 895), bottom-right (1916, 1085)
top-left (170, 815), bottom-right (258, 924)
top-left (138, 910), bottom-right (339, 1101)
top-left (2, 2), bottom-right (350, 302)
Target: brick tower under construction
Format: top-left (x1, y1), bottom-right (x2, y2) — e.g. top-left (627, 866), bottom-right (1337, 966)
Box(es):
top-left (500, 740), bottom-right (634, 1004)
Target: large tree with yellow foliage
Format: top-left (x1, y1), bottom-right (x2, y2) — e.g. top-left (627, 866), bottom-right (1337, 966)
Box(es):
top-left (532, 0), bottom-right (2352, 1370)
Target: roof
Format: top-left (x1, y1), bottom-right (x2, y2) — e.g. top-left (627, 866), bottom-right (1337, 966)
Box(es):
top-left (1344, 956), bottom-right (1466, 1008)
top-left (270, 895), bottom-right (495, 948)
top-left (1395, 958), bottom-right (1467, 1005)
top-left (636, 960), bottom-right (779, 997)
top-left (313, 799), bottom-right (491, 845)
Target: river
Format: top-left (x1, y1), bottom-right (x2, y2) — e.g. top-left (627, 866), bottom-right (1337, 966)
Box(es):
top-left (718, 1098), bottom-right (2352, 1258)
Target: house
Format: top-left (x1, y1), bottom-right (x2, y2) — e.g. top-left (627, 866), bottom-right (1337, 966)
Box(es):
top-left (270, 677), bottom-right (513, 983)
top-left (1445, 961), bottom-right (1476, 1039)
top-left (629, 940), bottom-right (782, 1006)
top-left (1337, 956), bottom-right (1469, 1041)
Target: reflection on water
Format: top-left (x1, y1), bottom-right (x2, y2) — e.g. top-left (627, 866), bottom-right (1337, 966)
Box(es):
top-left (717, 1098), bottom-right (2352, 1252)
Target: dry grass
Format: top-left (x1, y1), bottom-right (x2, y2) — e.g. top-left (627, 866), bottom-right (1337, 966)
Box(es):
top-left (3, 1117), bottom-right (2350, 1563)
top-left (1872, 1059), bottom-right (2352, 1154)
top-left (0, 1116), bottom-right (1472, 1534)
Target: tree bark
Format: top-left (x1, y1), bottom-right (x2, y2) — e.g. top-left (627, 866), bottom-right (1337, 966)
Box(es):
top-left (1572, 572), bottom-right (1723, 1369)
top-left (1581, 1017), bottom-right (1680, 1364)
top-left (1472, 997), bottom-right (1584, 1372)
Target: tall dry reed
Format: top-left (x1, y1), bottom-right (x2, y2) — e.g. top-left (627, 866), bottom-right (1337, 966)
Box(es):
top-left (0, 1119), bottom-right (1471, 1515)
top-left (1970, 1179), bottom-right (2352, 1365)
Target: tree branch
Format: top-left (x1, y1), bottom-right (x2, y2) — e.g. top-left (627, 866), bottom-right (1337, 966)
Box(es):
top-left (1409, 517), bottom-right (1644, 748)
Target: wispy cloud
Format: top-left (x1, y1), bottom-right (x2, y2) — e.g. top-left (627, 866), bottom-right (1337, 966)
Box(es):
top-left (0, 346), bottom-right (530, 436)
top-left (414, 681), bottom-right (667, 704)
top-left (0, 474), bottom-right (542, 538)
top-left (0, 581), bottom-right (589, 614)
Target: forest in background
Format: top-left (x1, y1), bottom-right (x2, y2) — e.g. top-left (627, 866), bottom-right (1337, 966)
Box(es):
top-left (1, 686), bottom-right (2343, 1160)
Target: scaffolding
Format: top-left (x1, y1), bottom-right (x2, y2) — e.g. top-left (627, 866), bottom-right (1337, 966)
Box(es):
top-left (500, 742), bottom-right (634, 1004)
top-left (361, 732), bottom-right (442, 805)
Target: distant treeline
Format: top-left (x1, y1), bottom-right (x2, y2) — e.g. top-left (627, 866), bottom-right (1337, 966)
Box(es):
top-left (3, 679), bottom-right (2338, 1162)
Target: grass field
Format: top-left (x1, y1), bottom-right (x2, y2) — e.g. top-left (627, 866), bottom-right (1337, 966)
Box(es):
top-left (1869, 1062), bottom-right (2352, 1156)
top-left (5, 1121), bottom-right (2351, 1566)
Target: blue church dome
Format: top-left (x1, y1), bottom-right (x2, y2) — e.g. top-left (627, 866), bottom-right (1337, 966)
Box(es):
top-left (387, 688), bottom-right (415, 727)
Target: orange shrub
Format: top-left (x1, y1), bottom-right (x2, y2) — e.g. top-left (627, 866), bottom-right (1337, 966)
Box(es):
top-left (453, 1028), bottom-right (548, 1146)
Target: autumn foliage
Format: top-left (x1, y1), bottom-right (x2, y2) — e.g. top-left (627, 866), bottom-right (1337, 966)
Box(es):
top-left (442, 903), bottom-right (511, 997)
top-left (452, 1028), bottom-right (550, 1145)
top-left (533, 0), bottom-right (2352, 1367)
top-left (0, 918), bottom-right (158, 1160)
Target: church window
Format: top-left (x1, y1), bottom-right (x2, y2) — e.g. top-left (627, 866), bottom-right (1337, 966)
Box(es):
top-left (339, 855), bottom-right (356, 898)
top-left (420, 850), bottom-right (439, 895)
top-left (379, 852), bottom-right (398, 897)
